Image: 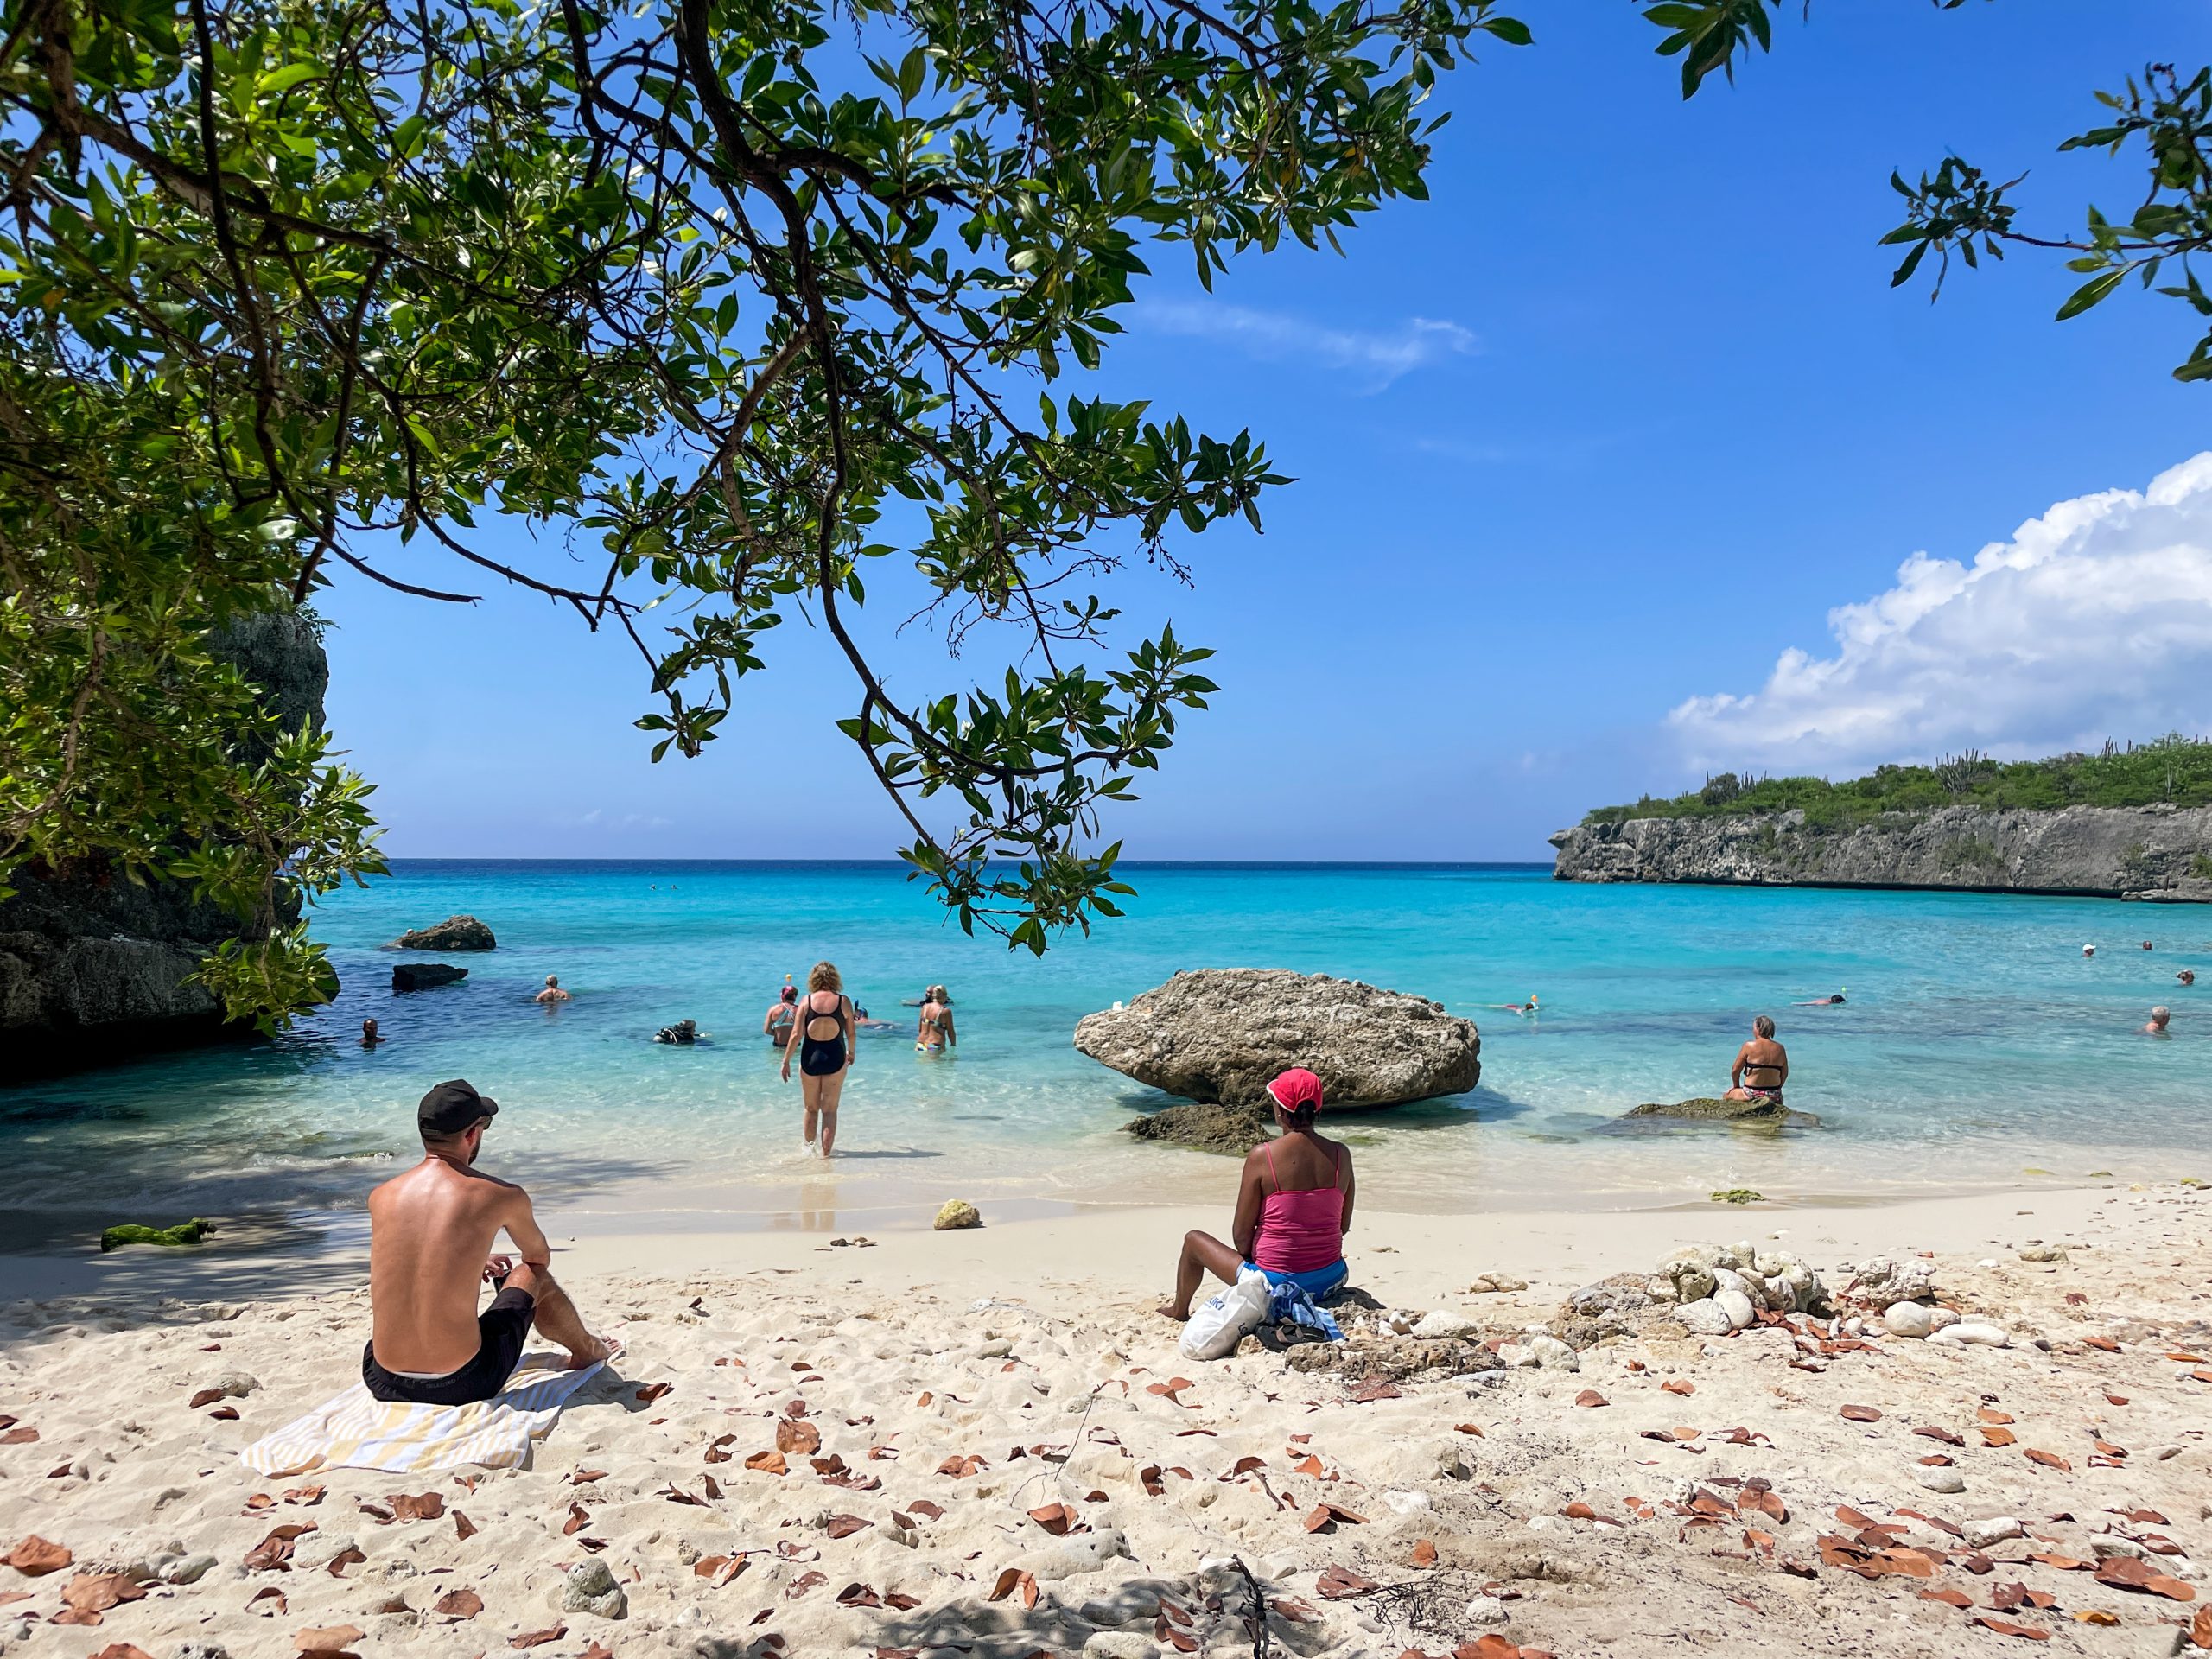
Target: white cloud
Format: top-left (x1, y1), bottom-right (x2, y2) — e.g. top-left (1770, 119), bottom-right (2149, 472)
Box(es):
top-left (1669, 453), bottom-right (2212, 775)
top-left (1132, 300), bottom-right (1476, 387)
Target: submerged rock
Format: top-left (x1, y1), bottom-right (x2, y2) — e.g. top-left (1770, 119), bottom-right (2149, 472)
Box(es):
top-left (391, 963), bottom-right (467, 992)
top-left (1124, 1099), bottom-right (1272, 1154)
top-left (391, 914), bottom-right (496, 951)
top-left (1624, 1096), bottom-right (1795, 1123)
top-left (1076, 969), bottom-right (1480, 1109)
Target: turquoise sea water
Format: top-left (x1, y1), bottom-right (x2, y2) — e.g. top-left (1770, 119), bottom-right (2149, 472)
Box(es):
top-left (2, 861), bottom-right (2207, 1241)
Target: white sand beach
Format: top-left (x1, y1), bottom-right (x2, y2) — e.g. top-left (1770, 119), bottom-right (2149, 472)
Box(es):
top-left (3, 1180), bottom-right (2209, 1658)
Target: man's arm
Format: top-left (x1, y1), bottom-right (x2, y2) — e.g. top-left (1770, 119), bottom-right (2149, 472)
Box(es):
top-left (499, 1186), bottom-right (555, 1269)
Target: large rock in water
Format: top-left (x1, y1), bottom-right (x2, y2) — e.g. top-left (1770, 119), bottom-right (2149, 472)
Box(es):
top-left (393, 914), bottom-right (497, 950)
top-left (0, 613), bottom-right (329, 1077)
top-left (1075, 969), bottom-right (1480, 1109)
top-left (1624, 1096), bottom-right (1789, 1122)
top-left (392, 963), bottom-right (469, 992)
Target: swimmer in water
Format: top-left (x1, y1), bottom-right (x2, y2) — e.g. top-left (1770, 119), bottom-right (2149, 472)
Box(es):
top-left (2145, 1005), bottom-right (2173, 1037)
top-left (764, 985), bottom-right (798, 1046)
top-left (2082, 944), bottom-right (2097, 958)
top-left (534, 975), bottom-right (571, 1004)
top-left (852, 1003), bottom-right (899, 1033)
top-left (1489, 995), bottom-right (1539, 1017)
top-left (362, 1018), bottom-right (383, 1048)
top-left (2179, 969), bottom-right (2196, 987)
top-left (1793, 988), bottom-right (1847, 1006)
top-left (916, 985), bottom-right (957, 1053)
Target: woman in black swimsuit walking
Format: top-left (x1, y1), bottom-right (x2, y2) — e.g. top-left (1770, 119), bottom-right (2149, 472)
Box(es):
top-left (780, 960), bottom-right (855, 1157)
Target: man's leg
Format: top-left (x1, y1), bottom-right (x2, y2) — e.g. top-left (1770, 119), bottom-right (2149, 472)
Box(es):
top-left (505, 1262), bottom-right (610, 1369)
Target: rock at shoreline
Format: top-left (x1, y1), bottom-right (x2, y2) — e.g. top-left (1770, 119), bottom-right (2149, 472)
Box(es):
top-left (1125, 1099), bottom-right (1272, 1155)
top-left (1618, 1097), bottom-right (1821, 1129)
top-left (99, 1217), bottom-right (215, 1252)
top-left (1626, 1096), bottom-right (1783, 1122)
top-left (933, 1199), bottom-right (981, 1231)
top-left (392, 914), bottom-right (496, 951)
top-left (391, 963), bottom-right (468, 992)
top-left (1075, 969), bottom-right (1480, 1109)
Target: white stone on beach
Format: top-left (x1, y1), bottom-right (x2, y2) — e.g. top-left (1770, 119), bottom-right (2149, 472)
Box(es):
top-left (1082, 1637), bottom-right (1160, 1659)
top-left (161, 1553), bottom-right (218, 1585)
top-left (1928, 1306), bottom-right (1961, 1332)
top-left (1497, 1344), bottom-right (1536, 1368)
top-left (1916, 1466), bottom-right (1967, 1494)
top-left (1382, 1489), bottom-right (1433, 1515)
top-left (1713, 1289), bottom-right (1757, 1332)
top-left (557, 1559), bottom-right (628, 1619)
top-left (1883, 1302), bottom-right (1936, 1339)
top-left (1464, 1596), bottom-right (1510, 1626)
top-left (1961, 1517), bottom-right (2024, 1549)
top-left (2018, 1246), bottom-right (2067, 1262)
top-left (1411, 1309), bottom-right (1480, 1340)
top-left (1527, 1334), bottom-right (1580, 1371)
top-left (1676, 1299), bottom-right (1733, 1335)
top-left (1020, 1528), bottom-right (1132, 1580)
top-left (1929, 1321), bottom-right (2009, 1347)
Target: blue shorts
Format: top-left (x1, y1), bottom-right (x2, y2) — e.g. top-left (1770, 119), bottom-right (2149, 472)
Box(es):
top-left (1251, 1259), bottom-right (1347, 1297)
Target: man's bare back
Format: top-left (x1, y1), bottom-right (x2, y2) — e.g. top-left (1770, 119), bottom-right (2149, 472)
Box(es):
top-left (369, 1157), bottom-right (539, 1373)
top-left (364, 1079), bottom-right (607, 1403)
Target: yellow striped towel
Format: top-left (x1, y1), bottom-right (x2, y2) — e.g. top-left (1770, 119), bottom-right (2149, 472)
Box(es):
top-left (239, 1354), bottom-right (607, 1476)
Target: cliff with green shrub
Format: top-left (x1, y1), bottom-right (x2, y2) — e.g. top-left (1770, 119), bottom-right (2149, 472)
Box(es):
top-left (1552, 741), bottom-right (2212, 901)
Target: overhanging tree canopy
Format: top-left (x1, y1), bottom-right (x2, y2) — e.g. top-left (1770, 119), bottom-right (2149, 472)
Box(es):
top-left (3, 0), bottom-right (2202, 1026)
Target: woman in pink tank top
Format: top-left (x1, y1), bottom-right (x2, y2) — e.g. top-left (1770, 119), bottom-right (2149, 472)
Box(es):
top-left (1160, 1067), bottom-right (1357, 1321)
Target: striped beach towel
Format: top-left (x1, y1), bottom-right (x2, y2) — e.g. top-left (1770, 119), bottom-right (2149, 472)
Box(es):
top-left (239, 1354), bottom-right (607, 1476)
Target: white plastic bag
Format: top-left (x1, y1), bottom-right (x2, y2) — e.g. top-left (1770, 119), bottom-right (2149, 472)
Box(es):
top-left (1179, 1265), bottom-right (1272, 1361)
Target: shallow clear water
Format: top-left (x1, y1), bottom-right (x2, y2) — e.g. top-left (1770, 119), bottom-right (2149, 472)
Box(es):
top-left (3, 861), bottom-right (2205, 1242)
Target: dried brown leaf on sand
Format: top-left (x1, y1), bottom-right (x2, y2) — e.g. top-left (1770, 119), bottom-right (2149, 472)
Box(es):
top-left (988, 1569), bottom-right (1039, 1610)
top-left (1316, 1564), bottom-right (1377, 1599)
top-left (1410, 1540), bottom-right (1439, 1567)
top-left (296, 1624), bottom-right (366, 1652)
top-left (432, 1588), bottom-right (483, 1618)
top-left (509, 1627), bottom-right (567, 1649)
top-left (2, 1536), bottom-right (72, 1576)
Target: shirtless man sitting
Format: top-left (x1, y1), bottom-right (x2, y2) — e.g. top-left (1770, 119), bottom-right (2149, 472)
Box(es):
top-left (364, 1080), bottom-right (609, 1405)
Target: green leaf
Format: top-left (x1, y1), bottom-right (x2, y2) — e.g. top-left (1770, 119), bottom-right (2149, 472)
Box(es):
top-left (2056, 269), bottom-right (2124, 321)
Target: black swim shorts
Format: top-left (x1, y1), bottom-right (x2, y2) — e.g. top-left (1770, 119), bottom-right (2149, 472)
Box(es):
top-left (361, 1285), bottom-right (536, 1406)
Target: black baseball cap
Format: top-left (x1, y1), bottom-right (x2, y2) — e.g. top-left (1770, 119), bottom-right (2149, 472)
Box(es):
top-left (418, 1078), bottom-right (499, 1136)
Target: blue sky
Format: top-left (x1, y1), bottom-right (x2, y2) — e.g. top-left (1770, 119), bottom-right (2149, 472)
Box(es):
top-left (325, 1), bottom-right (2211, 863)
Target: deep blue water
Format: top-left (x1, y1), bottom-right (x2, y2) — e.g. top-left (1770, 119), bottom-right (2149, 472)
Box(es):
top-left (2, 861), bottom-right (2205, 1235)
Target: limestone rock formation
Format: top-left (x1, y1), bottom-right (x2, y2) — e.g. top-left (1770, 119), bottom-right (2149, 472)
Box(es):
top-left (1125, 1099), bottom-right (1274, 1154)
top-left (1624, 1096), bottom-right (1786, 1122)
top-left (391, 963), bottom-right (468, 992)
top-left (1075, 969), bottom-right (1480, 1109)
top-left (1549, 802), bottom-right (2212, 900)
top-left (392, 914), bottom-right (497, 950)
top-left (0, 612), bottom-right (328, 1076)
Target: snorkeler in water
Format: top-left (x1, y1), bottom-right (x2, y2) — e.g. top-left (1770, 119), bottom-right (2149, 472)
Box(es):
top-left (1489, 995), bottom-right (1539, 1017)
top-left (1793, 988), bottom-right (1847, 1006)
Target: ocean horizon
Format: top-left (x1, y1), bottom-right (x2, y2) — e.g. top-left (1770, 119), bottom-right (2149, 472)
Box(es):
top-left (1, 858), bottom-right (2202, 1252)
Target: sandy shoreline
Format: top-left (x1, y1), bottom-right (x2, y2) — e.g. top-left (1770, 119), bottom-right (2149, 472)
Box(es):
top-left (2, 1179), bottom-right (2207, 1658)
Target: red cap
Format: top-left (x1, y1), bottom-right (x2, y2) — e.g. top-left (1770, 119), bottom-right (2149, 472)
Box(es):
top-left (1266, 1068), bottom-right (1324, 1115)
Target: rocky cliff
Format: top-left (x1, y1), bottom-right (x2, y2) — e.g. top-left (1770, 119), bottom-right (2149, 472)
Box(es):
top-left (1548, 803), bottom-right (2212, 902)
top-left (0, 611), bottom-right (330, 1076)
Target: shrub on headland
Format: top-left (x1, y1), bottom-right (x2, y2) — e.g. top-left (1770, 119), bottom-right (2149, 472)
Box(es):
top-left (1586, 736), bottom-right (2212, 828)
